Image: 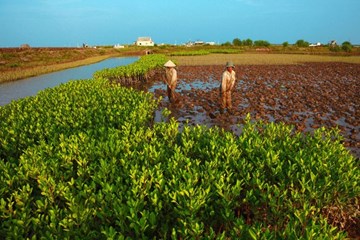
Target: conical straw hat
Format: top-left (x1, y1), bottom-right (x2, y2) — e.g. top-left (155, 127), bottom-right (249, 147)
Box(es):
top-left (164, 60), bottom-right (176, 67)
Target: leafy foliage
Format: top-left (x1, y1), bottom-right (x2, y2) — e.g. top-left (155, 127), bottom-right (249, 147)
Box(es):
top-left (295, 39), bottom-right (310, 47)
top-left (254, 40), bottom-right (270, 47)
top-left (341, 41), bottom-right (353, 52)
top-left (93, 54), bottom-right (167, 85)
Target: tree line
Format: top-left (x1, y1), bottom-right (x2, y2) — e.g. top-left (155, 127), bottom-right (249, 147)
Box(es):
top-left (221, 38), bottom-right (354, 52)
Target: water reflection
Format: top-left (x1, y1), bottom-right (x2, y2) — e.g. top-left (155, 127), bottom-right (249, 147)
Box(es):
top-left (0, 57), bottom-right (138, 106)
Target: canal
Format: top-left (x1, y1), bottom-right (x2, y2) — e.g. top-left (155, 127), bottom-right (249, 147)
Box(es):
top-left (0, 56), bottom-right (138, 106)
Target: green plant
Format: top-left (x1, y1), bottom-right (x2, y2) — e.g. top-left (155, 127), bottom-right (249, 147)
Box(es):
top-left (341, 41), bottom-right (352, 52)
top-left (93, 54), bottom-right (167, 84)
top-left (254, 40), bottom-right (270, 47)
top-left (295, 39), bottom-right (310, 47)
top-left (242, 38), bottom-right (253, 46)
top-left (232, 38), bottom-right (242, 46)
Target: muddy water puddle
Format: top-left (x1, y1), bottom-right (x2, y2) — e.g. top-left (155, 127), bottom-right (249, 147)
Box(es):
top-left (138, 63), bottom-right (360, 159)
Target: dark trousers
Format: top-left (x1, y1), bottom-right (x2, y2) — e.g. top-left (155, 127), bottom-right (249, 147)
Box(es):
top-left (167, 86), bottom-right (176, 103)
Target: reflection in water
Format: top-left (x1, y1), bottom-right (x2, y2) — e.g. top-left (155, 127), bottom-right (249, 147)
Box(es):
top-left (0, 57), bottom-right (138, 106)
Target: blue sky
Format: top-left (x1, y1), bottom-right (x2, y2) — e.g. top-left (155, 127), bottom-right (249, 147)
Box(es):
top-left (1, 0), bottom-right (359, 47)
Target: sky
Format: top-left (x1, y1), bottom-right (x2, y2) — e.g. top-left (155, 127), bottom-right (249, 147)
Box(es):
top-left (1, 0), bottom-right (359, 47)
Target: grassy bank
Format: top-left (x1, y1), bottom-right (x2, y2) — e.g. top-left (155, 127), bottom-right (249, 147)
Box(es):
top-left (0, 55), bottom-right (119, 83)
top-left (0, 47), bottom-right (134, 83)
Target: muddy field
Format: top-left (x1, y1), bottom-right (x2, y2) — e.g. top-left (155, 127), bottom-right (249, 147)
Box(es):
top-left (141, 62), bottom-right (359, 159)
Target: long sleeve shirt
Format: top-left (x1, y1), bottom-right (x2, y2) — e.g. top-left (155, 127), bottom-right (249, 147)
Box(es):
top-left (165, 68), bottom-right (177, 89)
top-left (221, 70), bottom-right (236, 93)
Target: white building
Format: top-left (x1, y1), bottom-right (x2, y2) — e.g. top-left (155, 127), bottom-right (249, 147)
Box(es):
top-left (114, 44), bottom-right (125, 49)
top-left (135, 37), bottom-right (154, 46)
top-left (309, 42), bottom-right (321, 47)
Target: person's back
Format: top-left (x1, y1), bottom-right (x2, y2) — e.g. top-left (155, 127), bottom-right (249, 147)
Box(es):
top-left (164, 60), bottom-right (178, 103)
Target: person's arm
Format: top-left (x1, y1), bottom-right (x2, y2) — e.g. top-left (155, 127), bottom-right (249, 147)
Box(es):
top-left (221, 72), bottom-right (228, 93)
top-left (163, 69), bottom-right (169, 85)
top-left (230, 72), bottom-right (236, 91)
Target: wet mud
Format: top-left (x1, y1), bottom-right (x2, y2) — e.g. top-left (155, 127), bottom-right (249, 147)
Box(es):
top-left (140, 62), bottom-right (359, 159)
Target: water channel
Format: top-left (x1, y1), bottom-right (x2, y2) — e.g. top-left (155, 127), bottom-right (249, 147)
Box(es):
top-left (0, 56), bottom-right (138, 106)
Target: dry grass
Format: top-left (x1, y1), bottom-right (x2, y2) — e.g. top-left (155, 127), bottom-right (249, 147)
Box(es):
top-left (171, 53), bottom-right (360, 66)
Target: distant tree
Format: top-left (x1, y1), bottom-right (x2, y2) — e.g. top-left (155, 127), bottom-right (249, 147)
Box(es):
top-left (295, 39), bottom-right (309, 47)
top-left (282, 41), bottom-right (289, 47)
top-left (232, 38), bottom-right (242, 46)
top-left (341, 41), bottom-right (352, 52)
top-left (221, 41), bottom-right (232, 46)
top-left (242, 38), bottom-right (253, 46)
top-left (254, 40), bottom-right (270, 47)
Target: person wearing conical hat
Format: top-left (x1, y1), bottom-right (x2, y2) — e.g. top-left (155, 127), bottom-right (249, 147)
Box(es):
top-left (220, 61), bottom-right (236, 113)
top-left (163, 60), bottom-right (178, 103)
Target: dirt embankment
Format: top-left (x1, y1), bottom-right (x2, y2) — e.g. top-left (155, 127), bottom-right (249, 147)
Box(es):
top-left (0, 47), bottom-right (152, 83)
top-left (0, 47), bottom-right (119, 71)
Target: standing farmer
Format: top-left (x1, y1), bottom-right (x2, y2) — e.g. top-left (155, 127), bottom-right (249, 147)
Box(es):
top-left (220, 61), bottom-right (236, 114)
top-left (163, 60), bottom-right (178, 103)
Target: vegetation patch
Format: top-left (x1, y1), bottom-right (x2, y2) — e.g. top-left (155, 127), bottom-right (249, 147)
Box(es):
top-left (93, 54), bottom-right (167, 85)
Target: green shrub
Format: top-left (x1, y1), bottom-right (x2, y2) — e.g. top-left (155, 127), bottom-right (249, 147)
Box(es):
top-left (329, 45), bottom-right (342, 52)
top-left (341, 41), bottom-right (352, 52)
top-left (254, 40), bottom-right (270, 47)
top-left (295, 39), bottom-right (310, 47)
top-left (232, 38), bottom-right (242, 46)
top-left (93, 54), bottom-right (167, 84)
top-left (1, 88), bottom-right (358, 239)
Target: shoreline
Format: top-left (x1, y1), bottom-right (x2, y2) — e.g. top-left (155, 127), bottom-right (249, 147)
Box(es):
top-left (0, 54), bottom-right (121, 83)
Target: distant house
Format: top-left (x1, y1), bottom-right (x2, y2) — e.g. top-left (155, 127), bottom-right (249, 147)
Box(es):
top-left (135, 37), bottom-right (154, 46)
top-left (206, 42), bottom-right (216, 46)
top-left (20, 44), bottom-right (31, 49)
top-left (309, 42), bottom-right (322, 47)
top-left (114, 44), bottom-right (125, 49)
top-left (329, 40), bottom-right (337, 46)
top-left (194, 40), bottom-right (204, 45)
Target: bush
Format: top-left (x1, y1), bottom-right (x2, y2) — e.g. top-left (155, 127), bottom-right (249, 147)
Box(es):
top-left (254, 40), bottom-right (270, 47)
top-left (221, 41), bottom-right (232, 46)
top-left (232, 38), bottom-right (242, 46)
top-left (295, 39), bottom-right (310, 47)
top-left (242, 38), bottom-right (253, 46)
top-left (1, 83), bottom-right (358, 239)
top-left (342, 41), bottom-right (352, 52)
top-left (329, 45), bottom-right (342, 52)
